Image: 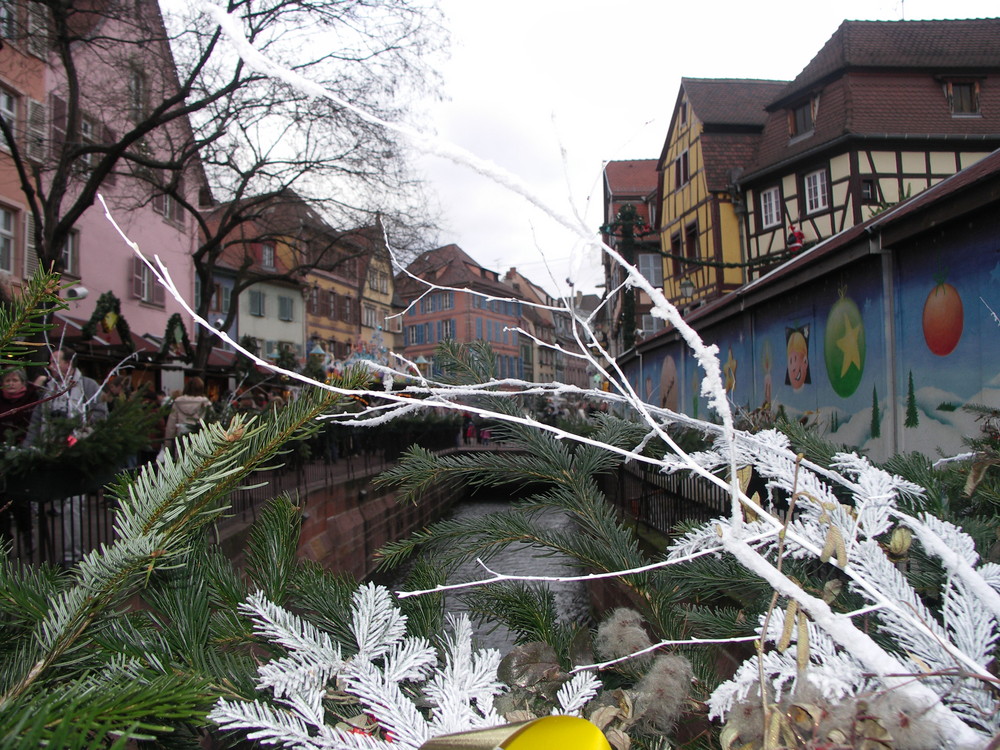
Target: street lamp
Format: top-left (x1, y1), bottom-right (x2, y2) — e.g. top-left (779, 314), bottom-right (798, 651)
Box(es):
top-left (679, 278), bottom-right (695, 300)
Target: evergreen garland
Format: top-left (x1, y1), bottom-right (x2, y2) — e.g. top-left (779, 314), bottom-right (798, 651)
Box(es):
top-left (158, 312), bottom-right (194, 362)
top-left (80, 291), bottom-right (133, 352)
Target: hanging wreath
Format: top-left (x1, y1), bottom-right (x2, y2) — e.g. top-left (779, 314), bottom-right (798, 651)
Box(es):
top-left (159, 312), bottom-right (194, 362)
top-left (80, 291), bottom-right (134, 352)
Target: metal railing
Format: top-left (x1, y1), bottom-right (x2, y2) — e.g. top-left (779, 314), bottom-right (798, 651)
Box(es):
top-left (602, 463), bottom-right (730, 537)
top-left (1, 448), bottom-right (401, 567)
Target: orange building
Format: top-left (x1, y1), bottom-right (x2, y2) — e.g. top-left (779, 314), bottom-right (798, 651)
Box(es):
top-left (396, 245), bottom-right (523, 380)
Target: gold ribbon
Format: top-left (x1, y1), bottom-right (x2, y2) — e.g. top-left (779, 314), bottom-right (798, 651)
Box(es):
top-left (418, 716), bottom-right (611, 750)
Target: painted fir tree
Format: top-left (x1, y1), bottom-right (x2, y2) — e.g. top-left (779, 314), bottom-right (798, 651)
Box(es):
top-left (905, 370), bottom-right (920, 428)
top-left (870, 384), bottom-right (881, 438)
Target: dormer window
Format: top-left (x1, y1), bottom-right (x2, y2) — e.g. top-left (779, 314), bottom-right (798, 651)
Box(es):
top-left (788, 97), bottom-right (817, 139)
top-left (946, 81), bottom-right (980, 116)
top-left (261, 243), bottom-right (275, 269)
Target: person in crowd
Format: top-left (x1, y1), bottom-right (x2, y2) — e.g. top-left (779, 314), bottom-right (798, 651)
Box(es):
top-left (99, 375), bottom-right (129, 412)
top-left (0, 367), bottom-right (39, 444)
top-left (24, 347), bottom-right (109, 567)
top-left (164, 377), bottom-right (213, 451)
top-left (0, 367), bottom-right (40, 557)
top-left (138, 387), bottom-right (167, 466)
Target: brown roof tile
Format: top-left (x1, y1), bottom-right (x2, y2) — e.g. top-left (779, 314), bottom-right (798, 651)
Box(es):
top-left (701, 133), bottom-right (761, 192)
top-left (398, 244), bottom-right (515, 299)
top-left (604, 160), bottom-right (658, 195)
top-left (774, 18), bottom-right (1000, 106)
top-left (683, 78), bottom-right (789, 127)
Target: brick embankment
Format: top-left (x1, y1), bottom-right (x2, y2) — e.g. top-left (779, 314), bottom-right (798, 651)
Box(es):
top-left (216, 446), bottom-right (515, 579)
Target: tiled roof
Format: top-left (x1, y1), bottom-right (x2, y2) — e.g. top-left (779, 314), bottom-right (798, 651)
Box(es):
top-left (683, 78), bottom-right (788, 127)
top-left (604, 160), bottom-right (658, 196)
top-left (774, 18), bottom-right (1000, 106)
top-left (701, 132), bottom-right (761, 192)
top-left (748, 68), bottom-right (1000, 175)
top-left (398, 244), bottom-right (513, 298)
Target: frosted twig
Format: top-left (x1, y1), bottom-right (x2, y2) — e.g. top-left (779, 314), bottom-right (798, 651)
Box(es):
top-left (573, 635), bottom-right (760, 673)
top-left (395, 531), bottom-right (779, 599)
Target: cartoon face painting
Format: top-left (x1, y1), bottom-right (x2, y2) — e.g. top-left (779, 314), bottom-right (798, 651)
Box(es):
top-left (785, 326), bottom-right (811, 391)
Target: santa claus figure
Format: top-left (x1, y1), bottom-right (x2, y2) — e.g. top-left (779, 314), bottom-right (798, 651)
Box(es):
top-left (787, 225), bottom-right (805, 253)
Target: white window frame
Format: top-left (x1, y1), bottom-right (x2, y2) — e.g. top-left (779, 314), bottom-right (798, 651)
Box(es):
top-left (261, 243), bottom-right (275, 269)
top-left (760, 186), bottom-right (781, 228)
top-left (363, 303), bottom-right (377, 328)
top-left (60, 230), bottom-right (78, 276)
top-left (78, 117), bottom-right (94, 168)
top-left (128, 68), bottom-right (146, 121)
top-left (636, 253), bottom-right (663, 287)
top-left (0, 205), bottom-right (13, 272)
top-left (132, 256), bottom-right (164, 305)
top-left (804, 169), bottom-right (828, 214)
top-left (640, 314), bottom-right (665, 336)
top-left (441, 318), bottom-right (456, 340)
top-left (0, 88), bottom-right (16, 149)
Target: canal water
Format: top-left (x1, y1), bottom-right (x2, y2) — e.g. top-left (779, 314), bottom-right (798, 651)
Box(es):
top-left (405, 499), bottom-right (592, 652)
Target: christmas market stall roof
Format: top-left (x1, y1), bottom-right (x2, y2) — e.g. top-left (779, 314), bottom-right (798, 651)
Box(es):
top-left (46, 312), bottom-right (161, 364)
top-left (46, 313), bottom-right (238, 374)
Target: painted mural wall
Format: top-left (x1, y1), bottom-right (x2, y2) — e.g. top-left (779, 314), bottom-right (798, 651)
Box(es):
top-left (628, 213), bottom-right (999, 462)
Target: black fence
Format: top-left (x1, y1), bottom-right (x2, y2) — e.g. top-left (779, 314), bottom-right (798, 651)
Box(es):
top-left (1, 420), bottom-right (466, 567)
top-left (601, 462), bottom-right (731, 538)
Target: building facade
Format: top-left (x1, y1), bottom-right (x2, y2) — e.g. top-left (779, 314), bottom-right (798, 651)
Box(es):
top-left (737, 19), bottom-right (1000, 278)
top-left (396, 245), bottom-right (523, 380)
top-left (601, 160), bottom-right (659, 356)
top-left (656, 78), bottom-right (787, 308)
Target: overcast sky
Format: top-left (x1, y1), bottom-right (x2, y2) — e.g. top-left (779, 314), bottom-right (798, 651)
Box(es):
top-left (415, 0), bottom-right (1000, 297)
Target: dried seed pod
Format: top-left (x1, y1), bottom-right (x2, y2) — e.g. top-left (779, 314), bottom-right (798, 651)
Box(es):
top-left (777, 601), bottom-right (798, 653)
top-left (888, 526), bottom-right (913, 558)
top-left (796, 610), bottom-right (810, 673)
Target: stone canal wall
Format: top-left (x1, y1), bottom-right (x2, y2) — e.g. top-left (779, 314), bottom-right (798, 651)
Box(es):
top-left (296, 473), bottom-right (457, 579)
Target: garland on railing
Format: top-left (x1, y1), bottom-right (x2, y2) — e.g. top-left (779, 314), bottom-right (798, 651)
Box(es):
top-left (80, 291), bottom-right (133, 352)
top-left (158, 312), bottom-right (194, 362)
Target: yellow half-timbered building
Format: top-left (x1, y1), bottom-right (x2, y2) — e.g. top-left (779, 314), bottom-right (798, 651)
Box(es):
top-left (657, 78), bottom-right (786, 307)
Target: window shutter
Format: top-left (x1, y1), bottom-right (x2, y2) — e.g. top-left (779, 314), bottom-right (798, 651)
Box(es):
top-left (23, 213), bottom-right (37, 277)
top-left (49, 94), bottom-right (65, 152)
top-left (171, 178), bottom-right (185, 223)
top-left (26, 99), bottom-right (46, 161)
top-left (131, 256), bottom-right (144, 298)
top-left (27, 4), bottom-right (48, 57)
top-left (152, 273), bottom-right (164, 305)
top-left (152, 191), bottom-right (165, 215)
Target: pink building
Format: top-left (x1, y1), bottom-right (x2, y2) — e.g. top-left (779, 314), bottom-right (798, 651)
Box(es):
top-left (1, 0), bottom-right (204, 388)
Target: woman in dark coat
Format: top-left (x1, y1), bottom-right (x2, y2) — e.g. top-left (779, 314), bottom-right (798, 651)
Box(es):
top-left (0, 367), bottom-right (39, 444)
